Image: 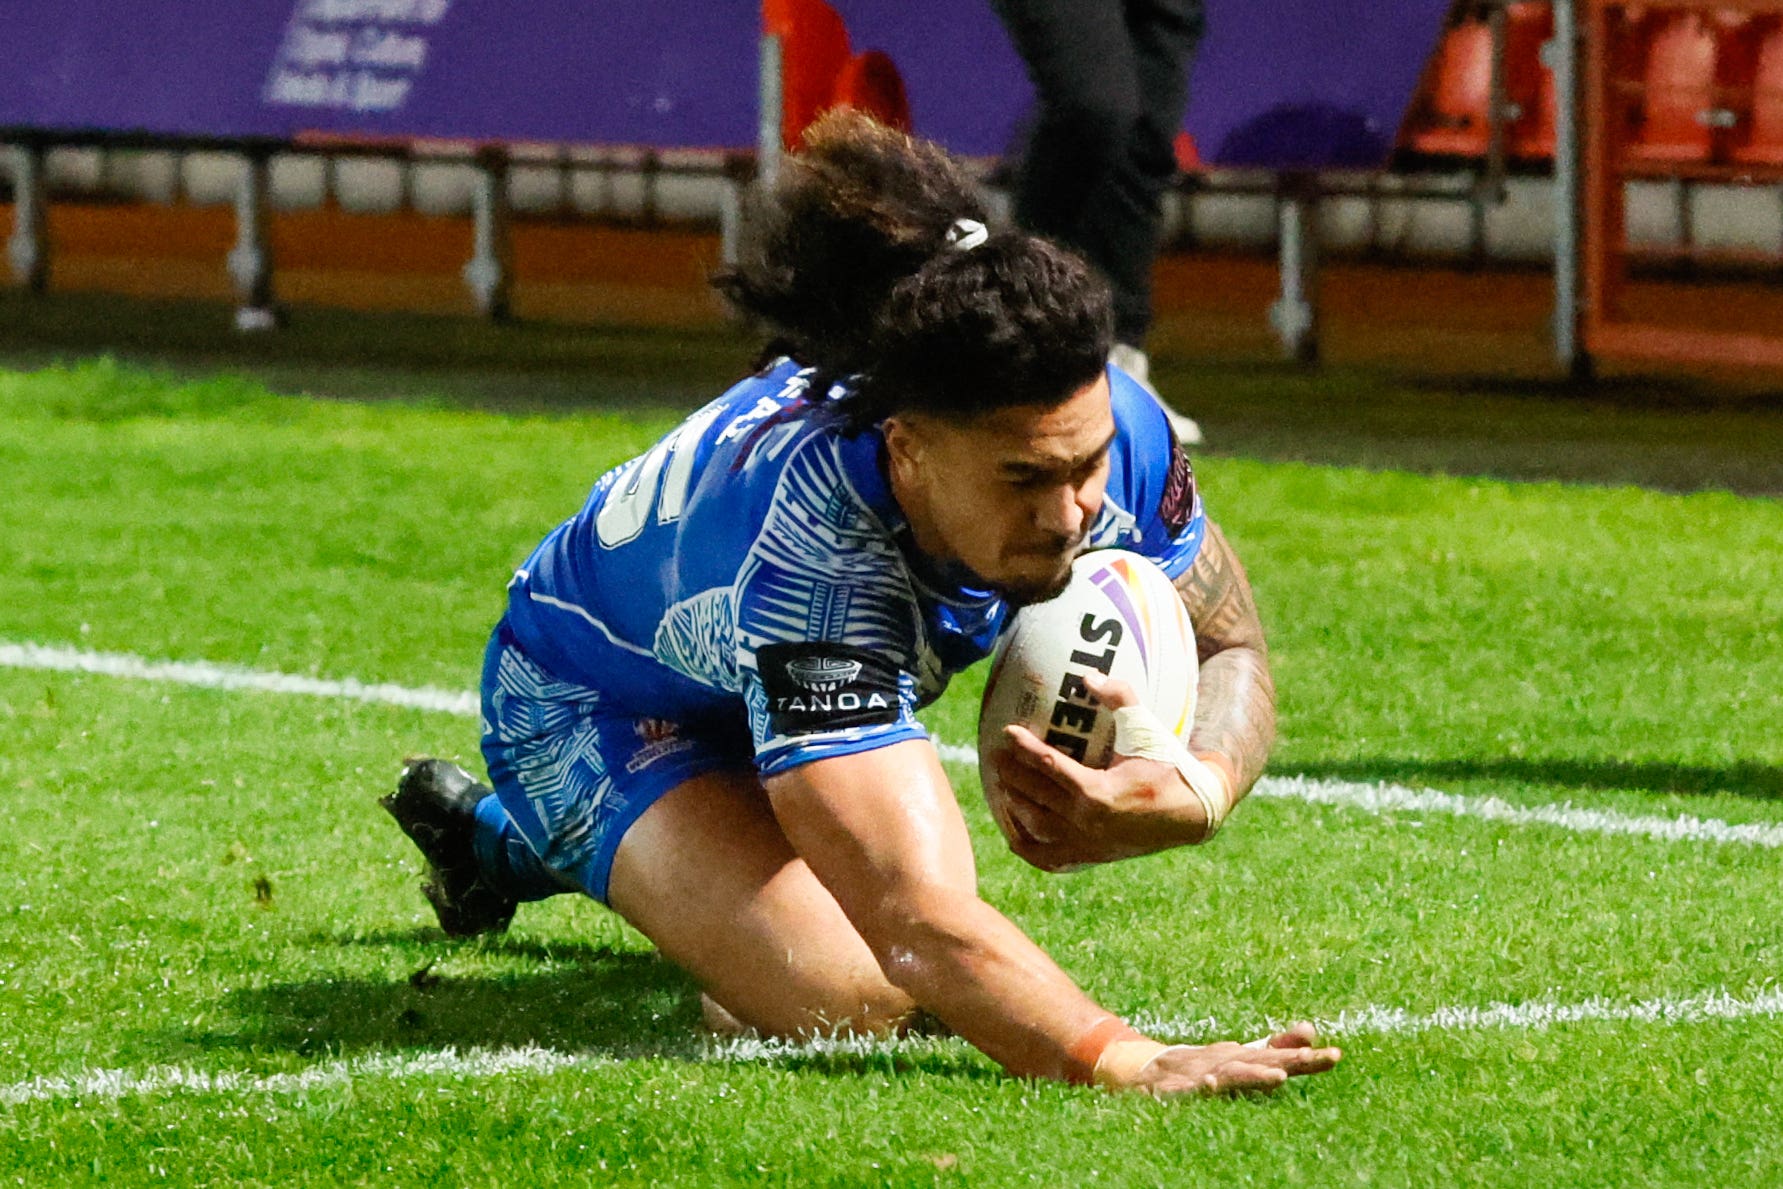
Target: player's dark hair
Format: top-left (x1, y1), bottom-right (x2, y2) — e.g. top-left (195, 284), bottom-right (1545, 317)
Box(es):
top-left (713, 110), bottom-right (1112, 431)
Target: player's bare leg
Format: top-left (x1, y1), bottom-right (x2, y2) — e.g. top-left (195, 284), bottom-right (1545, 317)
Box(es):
top-left (608, 768), bottom-right (966, 1039)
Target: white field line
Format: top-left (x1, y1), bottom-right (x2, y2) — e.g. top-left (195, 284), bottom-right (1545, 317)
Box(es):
top-left (1132, 983), bottom-right (1783, 1043)
top-left (1248, 774), bottom-right (1783, 849)
top-left (0, 1045), bottom-right (608, 1108)
top-left (0, 640), bottom-right (477, 717)
top-left (8, 984), bottom-right (1783, 1107)
top-left (5, 639), bottom-right (1778, 851)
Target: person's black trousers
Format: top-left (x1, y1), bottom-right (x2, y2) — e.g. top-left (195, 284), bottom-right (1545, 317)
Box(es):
top-left (992, 0), bottom-right (1205, 346)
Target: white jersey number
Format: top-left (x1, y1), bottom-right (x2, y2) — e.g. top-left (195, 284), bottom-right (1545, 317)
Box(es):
top-left (596, 403), bottom-right (726, 548)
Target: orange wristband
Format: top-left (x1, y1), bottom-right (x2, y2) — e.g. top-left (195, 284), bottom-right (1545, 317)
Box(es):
top-left (1065, 1015), bottom-right (1146, 1085)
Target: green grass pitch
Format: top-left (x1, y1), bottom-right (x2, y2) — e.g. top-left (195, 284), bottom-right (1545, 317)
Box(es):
top-left (1, 354), bottom-right (1780, 1186)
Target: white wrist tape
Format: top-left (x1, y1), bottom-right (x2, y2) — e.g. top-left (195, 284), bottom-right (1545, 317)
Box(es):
top-left (1111, 704), bottom-right (1233, 838)
top-left (1092, 1038), bottom-right (1171, 1088)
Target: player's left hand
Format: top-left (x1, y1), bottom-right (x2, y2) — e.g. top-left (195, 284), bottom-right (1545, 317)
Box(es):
top-left (995, 674), bottom-right (1214, 871)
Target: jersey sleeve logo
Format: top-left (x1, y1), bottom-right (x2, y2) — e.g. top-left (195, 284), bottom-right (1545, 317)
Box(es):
top-left (1160, 439), bottom-right (1198, 536)
top-left (758, 643), bottom-right (900, 736)
top-left (786, 655), bottom-right (863, 692)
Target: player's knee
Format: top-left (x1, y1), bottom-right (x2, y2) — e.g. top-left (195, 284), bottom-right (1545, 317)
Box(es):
top-left (736, 972), bottom-right (916, 1040)
top-left (794, 974), bottom-right (917, 1038)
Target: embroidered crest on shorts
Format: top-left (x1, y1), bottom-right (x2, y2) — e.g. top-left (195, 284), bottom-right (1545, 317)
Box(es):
top-left (634, 717), bottom-right (680, 744)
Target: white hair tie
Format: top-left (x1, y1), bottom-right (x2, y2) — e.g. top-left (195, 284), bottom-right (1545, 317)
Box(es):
top-left (945, 218), bottom-right (988, 251)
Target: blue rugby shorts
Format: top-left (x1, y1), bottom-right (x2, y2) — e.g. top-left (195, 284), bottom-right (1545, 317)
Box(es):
top-left (478, 621), bottom-right (753, 904)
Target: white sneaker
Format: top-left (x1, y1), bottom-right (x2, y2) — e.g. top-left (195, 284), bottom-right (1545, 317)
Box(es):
top-left (1108, 343), bottom-right (1203, 446)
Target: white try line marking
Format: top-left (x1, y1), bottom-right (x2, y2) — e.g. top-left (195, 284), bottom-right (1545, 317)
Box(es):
top-left (0, 639), bottom-right (478, 716)
top-left (1246, 775), bottom-right (1783, 849)
top-left (0, 1045), bottom-right (607, 1108)
top-left (8, 983), bottom-right (1783, 1107)
top-left (5, 639), bottom-right (1777, 850)
top-left (1135, 983), bottom-right (1783, 1044)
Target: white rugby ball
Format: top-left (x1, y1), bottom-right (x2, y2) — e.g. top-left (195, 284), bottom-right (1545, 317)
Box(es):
top-left (977, 550), bottom-right (1197, 840)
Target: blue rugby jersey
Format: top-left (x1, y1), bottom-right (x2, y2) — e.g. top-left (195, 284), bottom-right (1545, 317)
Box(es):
top-left (500, 358), bottom-right (1206, 777)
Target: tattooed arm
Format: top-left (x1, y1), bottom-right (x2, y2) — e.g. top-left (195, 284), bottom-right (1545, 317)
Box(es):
top-left (1173, 518), bottom-right (1276, 804)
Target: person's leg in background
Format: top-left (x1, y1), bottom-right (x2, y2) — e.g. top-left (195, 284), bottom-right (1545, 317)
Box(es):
top-left (1089, 0), bottom-right (1203, 351)
top-left (993, 0), bottom-right (1141, 257)
top-left (992, 0), bottom-right (1206, 442)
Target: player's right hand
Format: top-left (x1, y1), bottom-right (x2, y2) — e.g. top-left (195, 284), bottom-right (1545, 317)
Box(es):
top-left (1101, 1022), bottom-right (1342, 1095)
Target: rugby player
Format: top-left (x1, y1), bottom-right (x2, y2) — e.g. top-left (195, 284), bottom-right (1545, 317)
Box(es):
top-left (384, 112), bottom-right (1339, 1095)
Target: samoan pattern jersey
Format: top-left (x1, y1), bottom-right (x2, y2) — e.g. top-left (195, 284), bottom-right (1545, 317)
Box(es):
top-left (500, 357), bottom-right (1207, 778)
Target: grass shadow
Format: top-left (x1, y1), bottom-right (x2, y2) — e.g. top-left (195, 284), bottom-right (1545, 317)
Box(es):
top-left (195, 948), bottom-right (706, 1060)
top-left (187, 933), bottom-right (997, 1083)
top-left (1405, 371), bottom-right (1783, 415)
top-left (0, 288), bottom-right (753, 416)
top-left (1290, 756), bottom-right (1783, 801)
top-left (10, 287), bottom-right (1783, 493)
top-left (1158, 357), bottom-right (1783, 495)
top-left (324, 927), bottom-right (633, 966)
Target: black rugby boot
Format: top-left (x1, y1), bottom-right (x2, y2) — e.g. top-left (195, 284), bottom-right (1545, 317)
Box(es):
top-left (380, 758), bottom-right (517, 937)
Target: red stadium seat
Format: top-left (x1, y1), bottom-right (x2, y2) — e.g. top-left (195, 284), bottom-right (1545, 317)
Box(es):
top-left (1702, 13), bottom-right (1767, 162)
top-left (1625, 11), bottom-right (1719, 165)
top-left (762, 0), bottom-right (853, 150)
top-left (1504, 2), bottom-right (1558, 161)
top-left (1402, 18), bottom-right (1495, 158)
top-left (1730, 18), bottom-right (1783, 168)
top-left (1173, 130), bottom-right (1204, 174)
top-left (832, 50), bottom-right (910, 131)
top-left (762, 0), bottom-right (911, 148)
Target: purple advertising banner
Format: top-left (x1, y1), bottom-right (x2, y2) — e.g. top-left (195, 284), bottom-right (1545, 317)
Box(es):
top-left (0, 1), bottom-right (762, 148)
top-left (0, 1), bottom-right (1449, 168)
top-left (1181, 0), bottom-right (1454, 168)
top-left (839, 0), bottom-right (1452, 167)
